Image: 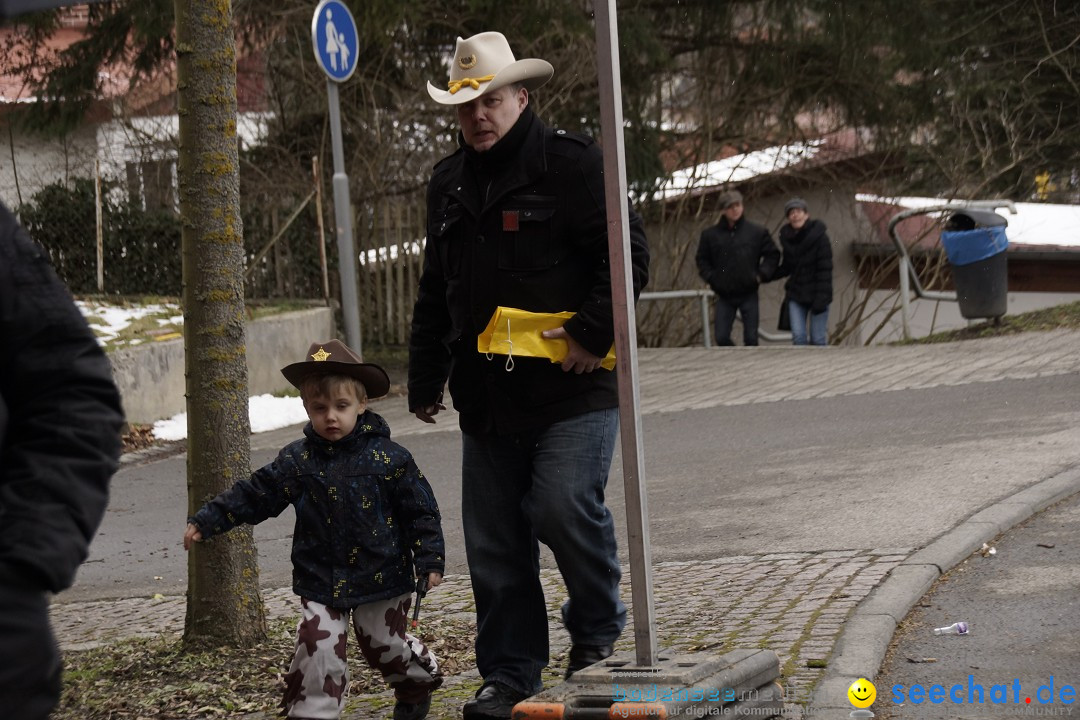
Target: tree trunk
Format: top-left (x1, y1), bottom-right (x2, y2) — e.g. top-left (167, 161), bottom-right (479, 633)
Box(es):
top-left (175, 0), bottom-right (267, 649)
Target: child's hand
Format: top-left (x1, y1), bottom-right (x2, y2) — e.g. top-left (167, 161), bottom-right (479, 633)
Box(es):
top-left (183, 523), bottom-right (203, 550)
top-left (426, 572), bottom-right (443, 589)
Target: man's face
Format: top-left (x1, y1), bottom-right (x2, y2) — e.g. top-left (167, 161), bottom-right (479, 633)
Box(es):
top-left (722, 201), bottom-right (744, 224)
top-left (456, 85), bottom-right (528, 152)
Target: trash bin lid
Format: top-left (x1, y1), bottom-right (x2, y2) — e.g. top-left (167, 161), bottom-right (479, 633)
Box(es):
top-left (944, 209), bottom-right (1009, 231)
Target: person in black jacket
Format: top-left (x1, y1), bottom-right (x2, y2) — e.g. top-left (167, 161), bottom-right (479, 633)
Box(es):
top-left (185, 340), bottom-right (444, 720)
top-left (774, 198), bottom-right (834, 346)
top-left (409, 31), bottom-right (649, 719)
top-left (0, 201), bottom-right (125, 719)
top-left (695, 190), bottom-right (780, 346)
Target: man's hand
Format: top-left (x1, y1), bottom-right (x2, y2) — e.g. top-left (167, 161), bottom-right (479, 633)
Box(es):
top-left (183, 523), bottom-right (202, 551)
top-left (541, 326), bottom-right (604, 374)
top-left (426, 572), bottom-right (443, 589)
top-left (414, 402), bottom-right (446, 424)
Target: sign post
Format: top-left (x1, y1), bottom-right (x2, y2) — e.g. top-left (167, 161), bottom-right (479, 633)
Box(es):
top-left (593, 0), bottom-right (658, 665)
top-left (311, 0), bottom-right (362, 353)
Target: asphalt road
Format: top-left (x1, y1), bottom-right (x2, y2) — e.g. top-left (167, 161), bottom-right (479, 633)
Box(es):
top-left (63, 371), bottom-right (1080, 604)
top-left (874, 490), bottom-right (1080, 719)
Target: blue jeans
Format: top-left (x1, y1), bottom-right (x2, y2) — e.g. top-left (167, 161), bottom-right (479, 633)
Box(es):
top-left (461, 408), bottom-right (626, 695)
top-left (715, 292), bottom-right (759, 346)
top-left (789, 299), bottom-right (829, 345)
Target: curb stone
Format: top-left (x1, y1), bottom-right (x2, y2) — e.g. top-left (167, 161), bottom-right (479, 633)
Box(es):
top-left (806, 464), bottom-right (1080, 717)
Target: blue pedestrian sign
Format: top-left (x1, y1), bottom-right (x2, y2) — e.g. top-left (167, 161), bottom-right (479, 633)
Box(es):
top-left (311, 0), bottom-right (358, 83)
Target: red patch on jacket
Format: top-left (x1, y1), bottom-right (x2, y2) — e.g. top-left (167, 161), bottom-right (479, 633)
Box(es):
top-left (502, 210), bottom-right (520, 232)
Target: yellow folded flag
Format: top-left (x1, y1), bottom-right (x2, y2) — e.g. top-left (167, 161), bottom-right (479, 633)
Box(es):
top-left (477, 306), bottom-right (616, 371)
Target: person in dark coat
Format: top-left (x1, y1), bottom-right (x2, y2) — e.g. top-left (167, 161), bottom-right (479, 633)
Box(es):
top-left (185, 339), bottom-right (444, 720)
top-left (0, 201), bottom-right (125, 719)
top-left (408, 31), bottom-right (649, 719)
top-left (695, 190), bottom-right (780, 346)
top-left (774, 198), bottom-right (834, 345)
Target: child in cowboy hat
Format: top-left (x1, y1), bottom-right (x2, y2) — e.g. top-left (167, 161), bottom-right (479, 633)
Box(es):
top-left (184, 339), bottom-right (444, 720)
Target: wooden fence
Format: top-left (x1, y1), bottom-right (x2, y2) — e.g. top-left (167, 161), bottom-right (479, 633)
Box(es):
top-left (356, 200), bottom-right (425, 347)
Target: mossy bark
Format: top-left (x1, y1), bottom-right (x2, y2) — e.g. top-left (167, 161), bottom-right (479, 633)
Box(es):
top-left (176, 0), bottom-right (267, 649)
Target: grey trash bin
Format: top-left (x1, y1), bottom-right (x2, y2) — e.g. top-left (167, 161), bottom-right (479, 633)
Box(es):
top-left (941, 209), bottom-right (1009, 320)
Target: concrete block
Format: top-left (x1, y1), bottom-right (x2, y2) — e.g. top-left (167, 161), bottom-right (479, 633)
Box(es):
top-left (855, 564), bottom-right (939, 621)
top-left (906, 521), bottom-right (997, 572)
top-left (109, 306), bottom-right (333, 423)
top-left (828, 613), bottom-right (896, 678)
top-left (1008, 467), bottom-right (1080, 512)
top-left (511, 649), bottom-right (783, 719)
top-left (966, 501), bottom-right (1034, 536)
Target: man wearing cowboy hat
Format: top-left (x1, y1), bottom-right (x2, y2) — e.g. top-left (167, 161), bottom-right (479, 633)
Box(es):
top-left (408, 31), bottom-right (650, 719)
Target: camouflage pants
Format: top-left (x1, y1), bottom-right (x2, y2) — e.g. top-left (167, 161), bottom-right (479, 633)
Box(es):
top-left (282, 593), bottom-right (440, 719)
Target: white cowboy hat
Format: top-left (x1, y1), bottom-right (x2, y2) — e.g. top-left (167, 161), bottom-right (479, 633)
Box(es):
top-left (427, 31), bottom-right (553, 105)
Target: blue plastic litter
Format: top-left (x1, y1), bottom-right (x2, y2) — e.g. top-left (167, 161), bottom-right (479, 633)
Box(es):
top-left (941, 226), bottom-right (1008, 266)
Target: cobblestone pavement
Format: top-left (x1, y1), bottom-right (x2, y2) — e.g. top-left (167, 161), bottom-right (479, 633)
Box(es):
top-left (636, 329), bottom-right (1080, 415)
top-left (53, 549), bottom-right (911, 718)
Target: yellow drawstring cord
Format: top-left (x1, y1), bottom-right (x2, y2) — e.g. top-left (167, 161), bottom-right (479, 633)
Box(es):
top-left (448, 74), bottom-right (495, 94)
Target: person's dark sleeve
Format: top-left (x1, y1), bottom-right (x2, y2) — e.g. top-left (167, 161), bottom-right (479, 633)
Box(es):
top-left (758, 229), bottom-right (781, 282)
top-left (390, 453), bottom-right (445, 576)
top-left (812, 232), bottom-right (834, 313)
top-left (773, 229), bottom-right (792, 281)
top-left (695, 230), bottom-right (716, 288)
top-left (188, 453), bottom-right (295, 539)
top-left (0, 202), bottom-right (124, 594)
top-left (561, 144), bottom-right (651, 357)
top-left (407, 179), bottom-right (453, 412)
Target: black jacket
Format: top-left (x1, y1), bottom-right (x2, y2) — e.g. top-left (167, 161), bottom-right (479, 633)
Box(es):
top-left (775, 218), bottom-right (834, 312)
top-left (408, 108), bottom-right (650, 434)
top-left (190, 410), bottom-right (444, 608)
top-left (695, 216), bottom-right (779, 298)
top-left (0, 202), bottom-right (124, 594)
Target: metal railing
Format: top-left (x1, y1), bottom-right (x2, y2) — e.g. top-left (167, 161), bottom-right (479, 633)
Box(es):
top-left (639, 288), bottom-right (791, 346)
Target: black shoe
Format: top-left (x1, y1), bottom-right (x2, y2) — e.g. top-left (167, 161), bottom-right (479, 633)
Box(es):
top-left (462, 681), bottom-right (530, 719)
top-left (565, 643), bottom-right (614, 679)
top-left (393, 694), bottom-right (431, 720)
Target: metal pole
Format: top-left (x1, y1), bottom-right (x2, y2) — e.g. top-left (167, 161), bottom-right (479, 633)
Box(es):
top-left (312, 155), bottom-right (331, 306)
top-left (700, 294), bottom-right (712, 348)
top-left (95, 159), bottom-right (104, 292)
top-left (899, 255), bottom-right (911, 341)
top-left (594, 0), bottom-right (657, 666)
top-left (326, 80), bottom-right (362, 353)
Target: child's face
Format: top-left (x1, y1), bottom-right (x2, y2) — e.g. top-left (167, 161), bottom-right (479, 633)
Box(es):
top-left (304, 382), bottom-right (366, 441)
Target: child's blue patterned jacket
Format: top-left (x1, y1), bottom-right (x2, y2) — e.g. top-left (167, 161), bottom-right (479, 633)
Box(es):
top-left (189, 410), bottom-right (444, 608)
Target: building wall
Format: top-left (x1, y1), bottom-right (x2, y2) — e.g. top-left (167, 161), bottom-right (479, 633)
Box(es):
top-left (856, 289), bottom-right (1080, 344)
top-left (641, 188), bottom-right (1080, 346)
top-left (0, 123), bottom-right (98, 208)
top-left (0, 111), bottom-right (273, 211)
top-left (640, 184), bottom-right (867, 347)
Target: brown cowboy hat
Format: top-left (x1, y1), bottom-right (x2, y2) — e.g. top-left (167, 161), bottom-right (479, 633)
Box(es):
top-left (427, 31), bottom-right (553, 106)
top-left (280, 339), bottom-right (390, 399)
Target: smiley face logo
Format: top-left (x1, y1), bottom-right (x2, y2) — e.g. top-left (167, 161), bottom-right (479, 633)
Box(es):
top-left (848, 678), bottom-right (877, 709)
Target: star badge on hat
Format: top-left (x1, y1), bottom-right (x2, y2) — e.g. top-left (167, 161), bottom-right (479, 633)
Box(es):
top-left (281, 339), bottom-right (390, 399)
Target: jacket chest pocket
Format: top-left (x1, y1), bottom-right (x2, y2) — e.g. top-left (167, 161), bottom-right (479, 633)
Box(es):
top-left (497, 197), bottom-right (562, 272)
top-left (430, 205), bottom-right (465, 278)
